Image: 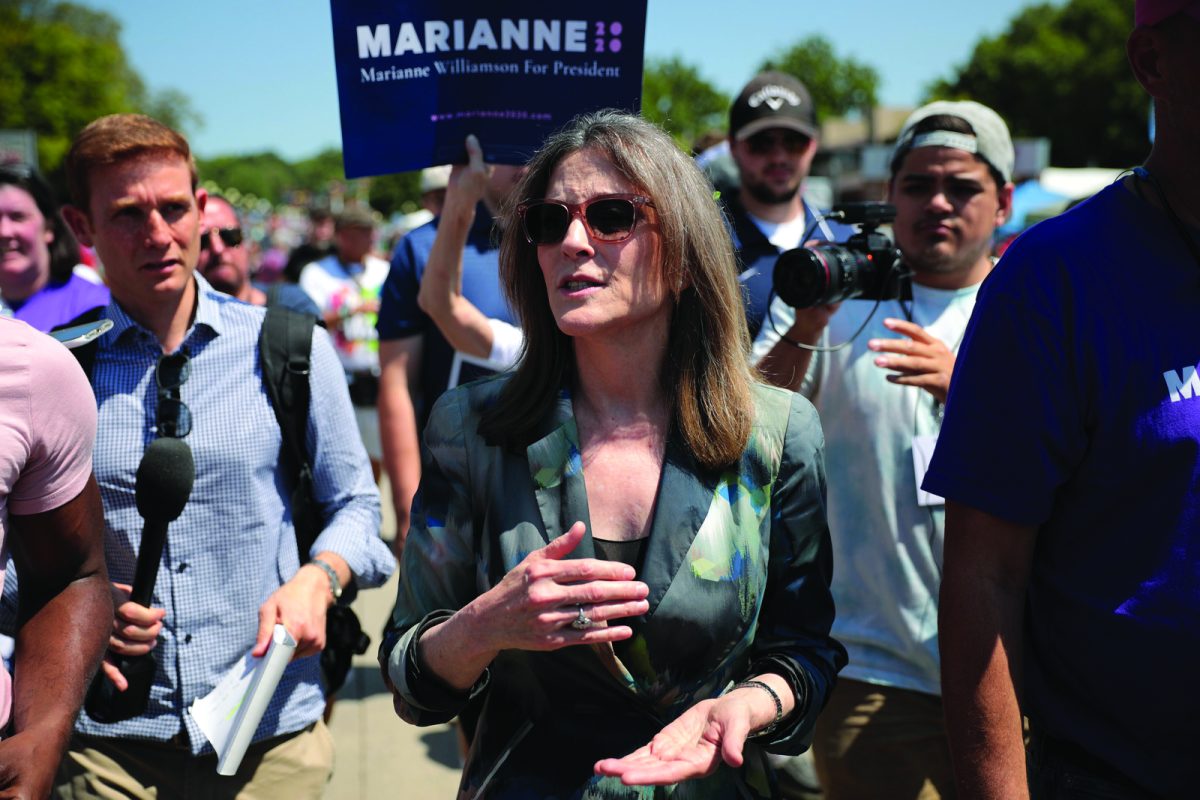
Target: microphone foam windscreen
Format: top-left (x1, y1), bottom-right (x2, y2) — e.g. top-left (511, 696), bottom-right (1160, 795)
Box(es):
top-left (135, 437), bottom-right (195, 522)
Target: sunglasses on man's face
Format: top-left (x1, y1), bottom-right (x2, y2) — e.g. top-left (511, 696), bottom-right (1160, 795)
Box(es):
top-left (745, 130), bottom-right (811, 156)
top-left (199, 226), bottom-right (244, 250)
top-left (517, 194), bottom-right (654, 245)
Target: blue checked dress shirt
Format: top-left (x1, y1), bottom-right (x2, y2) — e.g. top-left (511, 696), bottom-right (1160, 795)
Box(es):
top-left (74, 275), bottom-right (394, 753)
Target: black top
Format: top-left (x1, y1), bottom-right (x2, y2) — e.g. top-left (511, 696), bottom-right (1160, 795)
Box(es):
top-left (592, 536), bottom-right (650, 573)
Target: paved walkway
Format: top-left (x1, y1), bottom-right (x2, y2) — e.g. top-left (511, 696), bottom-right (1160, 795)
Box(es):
top-left (324, 489), bottom-right (462, 799)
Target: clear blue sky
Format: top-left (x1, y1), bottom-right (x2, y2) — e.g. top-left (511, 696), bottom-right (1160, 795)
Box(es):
top-left (82, 0), bottom-right (1051, 160)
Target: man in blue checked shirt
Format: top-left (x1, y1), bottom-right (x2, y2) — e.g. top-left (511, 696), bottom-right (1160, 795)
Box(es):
top-left (53, 114), bottom-right (394, 797)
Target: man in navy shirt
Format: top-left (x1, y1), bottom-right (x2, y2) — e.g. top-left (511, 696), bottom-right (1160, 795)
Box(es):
top-left (928, 2), bottom-right (1200, 797)
top-left (376, 139), bottom-right (521, 553)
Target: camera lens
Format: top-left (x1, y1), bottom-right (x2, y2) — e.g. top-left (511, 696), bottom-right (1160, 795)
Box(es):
top-left (774, 244), bottom-right (867, 308)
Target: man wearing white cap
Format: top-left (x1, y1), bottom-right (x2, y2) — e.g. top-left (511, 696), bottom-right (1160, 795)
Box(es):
top-left (928, 2), bottom-right (1200, 796)
top-left (418, 165), bottom-right (450, 217)
top-left (755, 100), bottom-right (1014, 799)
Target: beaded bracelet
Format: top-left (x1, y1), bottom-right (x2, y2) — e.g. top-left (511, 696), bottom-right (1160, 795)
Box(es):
top-left (732, 679), bottom-right (783, 738)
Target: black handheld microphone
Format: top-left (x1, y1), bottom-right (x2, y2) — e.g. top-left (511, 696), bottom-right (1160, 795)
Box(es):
top-left (86, 437), bottom-right (195, 724)
top-left (128, 438), bottom-right (194, 606)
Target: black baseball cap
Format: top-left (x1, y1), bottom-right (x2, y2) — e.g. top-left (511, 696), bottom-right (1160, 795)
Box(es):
top-left (729, 72), bottom-right (819, 141)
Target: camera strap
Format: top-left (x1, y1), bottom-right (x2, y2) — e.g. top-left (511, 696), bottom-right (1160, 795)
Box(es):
top-left (1133, 167), bottom-right (1200, 272)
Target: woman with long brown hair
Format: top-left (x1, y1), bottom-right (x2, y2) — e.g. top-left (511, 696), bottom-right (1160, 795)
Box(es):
top-left (381, 110), bottom-right (845, 798)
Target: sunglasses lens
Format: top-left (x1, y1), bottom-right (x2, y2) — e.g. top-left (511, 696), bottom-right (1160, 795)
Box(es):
top-left (585, 199), bottom-right (637, 240)
top-left (201, 228), bottom-right (244, 249)
top-left (523, 202), bottom-right (570, 244)
top-left (747, 131), bottom-right (808, 155)
top-left (156, 352), bottom-right (190, 391)
top-left (157, 396), bottom-right (192, 438)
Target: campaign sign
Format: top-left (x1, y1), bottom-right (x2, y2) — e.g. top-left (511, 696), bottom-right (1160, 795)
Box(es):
top-left (329, 1), bottom-right (648, 178)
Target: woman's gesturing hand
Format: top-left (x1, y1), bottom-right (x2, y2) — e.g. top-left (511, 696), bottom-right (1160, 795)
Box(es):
top-left (594, 676), bottom-right (793, 785)
top-left (593, 696), bottom-right (755, 785)
top-left (465, 521), bottom-right (650, 653)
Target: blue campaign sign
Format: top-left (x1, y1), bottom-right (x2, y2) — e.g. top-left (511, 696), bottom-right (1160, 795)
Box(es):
top-left (329, 1), bottom-right (648, 178)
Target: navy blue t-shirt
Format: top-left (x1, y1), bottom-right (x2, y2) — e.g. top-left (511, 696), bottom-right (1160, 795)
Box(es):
top-left (924, 180), bottom-right (1200, 796)
top-left (377, 205), bottom-right (515, 426)
top-left (257, 281), bottom-right (319, 317)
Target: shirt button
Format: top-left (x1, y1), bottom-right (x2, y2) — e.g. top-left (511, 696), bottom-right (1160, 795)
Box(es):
top-left (177, 562), bottom-right (188, 573)
top-left (184, 634), bottom-right (193, 644)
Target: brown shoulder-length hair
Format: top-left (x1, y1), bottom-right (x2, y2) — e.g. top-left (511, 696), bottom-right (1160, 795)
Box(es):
top-left (478, 109), bottom-right (755, 471)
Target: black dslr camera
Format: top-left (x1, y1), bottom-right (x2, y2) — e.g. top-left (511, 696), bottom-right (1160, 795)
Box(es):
top-left (773, 202), bottom-right (909, 308)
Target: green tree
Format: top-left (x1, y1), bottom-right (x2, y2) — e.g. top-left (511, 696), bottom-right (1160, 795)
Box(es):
top-left (197, 152), bottom-right (298, 204)
top-left (292, 148), bottom-right (347, 190)
top-left (641, 57), bottom-right (728, 149)
top-left (0, 0), bottom-right (199, 173)
top-left (369, 171), bottom-right (422, 218)
top-left (927, 0), bottom-right (1143, 167)
top-left (759, 36), bottom-right (880, 122)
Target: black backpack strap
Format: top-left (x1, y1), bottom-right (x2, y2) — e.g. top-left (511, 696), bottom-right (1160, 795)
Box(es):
top-left (52, 305), bottom-right (107, 380)
top-left (259, 305), bottom-right (321, 557)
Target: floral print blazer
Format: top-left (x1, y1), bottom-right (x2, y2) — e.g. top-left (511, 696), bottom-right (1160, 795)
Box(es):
top-left (381, 377), bottom-right (846, 799)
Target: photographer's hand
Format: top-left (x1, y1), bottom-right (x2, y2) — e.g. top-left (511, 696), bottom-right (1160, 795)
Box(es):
top-left (756, 303), bottom-right (839, 391)
top-left (869, 318), bottom-right (955, 403)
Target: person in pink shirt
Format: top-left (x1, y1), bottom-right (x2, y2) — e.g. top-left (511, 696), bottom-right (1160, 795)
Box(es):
top-left (0, 316), bottom-right (110, 797)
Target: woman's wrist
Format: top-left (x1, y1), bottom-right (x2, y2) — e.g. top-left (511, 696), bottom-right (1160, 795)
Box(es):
top-left (418, 603), bottom-right (501, 691)
top-left (725, 674), bottom-right (795, 737)
top-left (732, 680), bottom-right (783, 736)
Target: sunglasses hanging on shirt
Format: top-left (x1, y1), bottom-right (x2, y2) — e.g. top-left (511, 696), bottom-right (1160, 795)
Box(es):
top-left (155, 350), bottom-right (192, 438)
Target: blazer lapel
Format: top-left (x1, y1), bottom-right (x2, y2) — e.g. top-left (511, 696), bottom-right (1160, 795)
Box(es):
top-left (638, 432), bottom-right (720, 616)
top-left (525, 390), bottom-right (595, 558)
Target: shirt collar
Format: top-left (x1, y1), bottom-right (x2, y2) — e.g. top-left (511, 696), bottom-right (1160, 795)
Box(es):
top-left (103, 272), bottom-right (225, 349)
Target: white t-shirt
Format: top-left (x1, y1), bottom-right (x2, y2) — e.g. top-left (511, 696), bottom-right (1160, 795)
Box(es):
top-left (754, 283), bottom-right (980, 695)
top-left (299, 254), bottom-right (390, 374)
top-left (747, 211), bottom-right (811, 252)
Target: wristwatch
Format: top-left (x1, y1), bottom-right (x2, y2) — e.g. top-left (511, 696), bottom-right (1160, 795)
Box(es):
top-left (310, 557), bottom-right (342, 602)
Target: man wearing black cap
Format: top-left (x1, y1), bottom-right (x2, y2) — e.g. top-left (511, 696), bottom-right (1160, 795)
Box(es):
top-left (725, 71), bottom-right (853, 336)
top-left (927, 3), bottom-right (1200, 797)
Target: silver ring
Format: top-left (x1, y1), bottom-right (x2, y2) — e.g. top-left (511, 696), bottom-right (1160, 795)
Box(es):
top-left (570, 604), bottom-right (593, 630)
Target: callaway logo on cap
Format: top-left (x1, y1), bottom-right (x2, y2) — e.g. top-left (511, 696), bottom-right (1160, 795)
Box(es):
top-left (730, 71), bottom-right (819, 141)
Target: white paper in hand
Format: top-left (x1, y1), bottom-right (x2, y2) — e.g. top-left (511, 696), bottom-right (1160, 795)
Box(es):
top-left (188, 624), bottom-right (296, 775)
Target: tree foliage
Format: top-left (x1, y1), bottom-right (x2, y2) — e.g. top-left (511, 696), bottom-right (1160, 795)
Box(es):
top-left (759, 35), bottom-right (880, 122)
top-left (927, 0), bottom-right (1143, 167)
top-left (0, 0), bottom-right (199, 173)
top-left (641, 57), bottom-right (728, 150)
top-left (369, 171), bottom-right (422, 218)
top-left (198, 152), bottom-right (298, 205)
